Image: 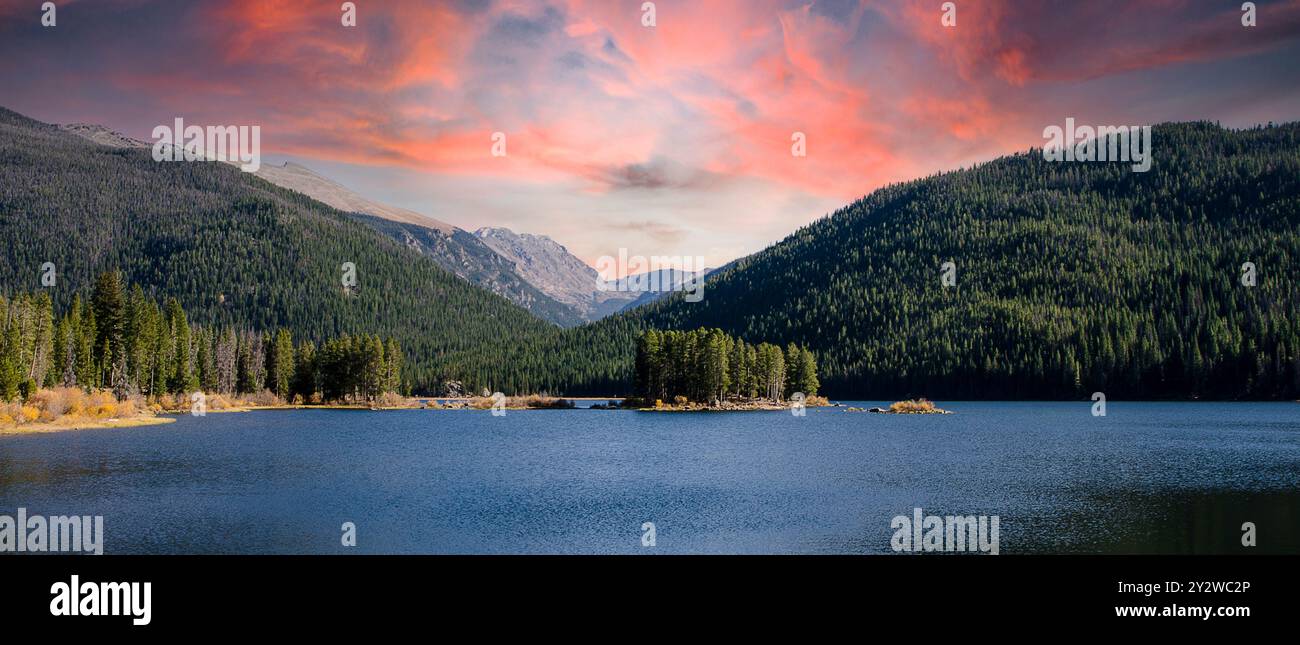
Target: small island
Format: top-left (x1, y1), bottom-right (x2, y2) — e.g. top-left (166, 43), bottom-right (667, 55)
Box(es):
top-left (622, 328), bottom-right (829, 411)
top-left (845, 399), bottom-right (953, 414)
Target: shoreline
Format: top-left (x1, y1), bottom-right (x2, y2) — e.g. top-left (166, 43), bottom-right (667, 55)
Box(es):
top-left (632, 403), bottom-right (833, 412)
top-left (8, 398), bottom-right (1294, 434)
top-left (0, 416), bottom-right (176, 436)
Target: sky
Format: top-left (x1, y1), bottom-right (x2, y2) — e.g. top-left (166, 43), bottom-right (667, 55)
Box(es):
top-left (2, 0), bottom-right (1300, 269)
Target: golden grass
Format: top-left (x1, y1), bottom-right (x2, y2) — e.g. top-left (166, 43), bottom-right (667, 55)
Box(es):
top-left (151, 390), bottom-right (287, 413)
top-left (889, 398), bottom-right (937, 413)
top-left (0, 416), bottom-right (176, 435)
top-left (0, 387), bottom-right (162, 434)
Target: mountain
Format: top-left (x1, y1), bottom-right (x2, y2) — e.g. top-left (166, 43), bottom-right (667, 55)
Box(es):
top-left (474, 226), bottom-right (714, 321)
top-left (16, 106), bottom-right (1300, 400)
top-left (605, 266), bottom-right (716, 314)
top-left (613, 122), bottom-right (1300, 399)
top-left (55, 122), bottom-right (583, 325)
top-left (353, 216), bottom-right (584, 326)
top-left (0, 105), bottom-right (594, 393)
top-left (256, 166), bottom-right (584, 325)
top-left (473, 226), bottom-right (634, 319)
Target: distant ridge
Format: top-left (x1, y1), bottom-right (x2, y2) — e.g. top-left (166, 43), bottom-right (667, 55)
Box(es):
top-left (474, 226), bottom-right (715, 322)
top-left (55, 118), bottom-right (588, 325)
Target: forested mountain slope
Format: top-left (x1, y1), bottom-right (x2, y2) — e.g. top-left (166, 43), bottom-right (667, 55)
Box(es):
top-left (54, 123), bottom-right (586, 326)
top-left (615, 122), bottom-right (1300, 399)
top-left (0, 106), bottom-right (565, 392)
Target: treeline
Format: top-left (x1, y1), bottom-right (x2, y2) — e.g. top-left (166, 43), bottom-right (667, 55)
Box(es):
top-left (633, 328), bottom-right (818, 404)
top-left (0, 271), bottom-right (403, 403)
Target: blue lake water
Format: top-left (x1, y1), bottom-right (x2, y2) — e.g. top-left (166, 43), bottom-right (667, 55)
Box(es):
top-left (1, 402), bottom-right (1297, 554)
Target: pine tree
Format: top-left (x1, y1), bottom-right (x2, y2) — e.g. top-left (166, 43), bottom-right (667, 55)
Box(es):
top-left (292, 340), bottom-right (317, 403)
top-left (29, 292), bottom-right (54, 387)
top-left (784, 343), bottom-right (802, 396)
top-left (798, 347), bottom-right (819, 396)
top-left (383, 338), bottom-right (402, 395)
top-left (75, 299), bottom-right (97, 389)
top-left (91, 270), bottom-right (125, 377)
top-left (0, 312), bottom-right (21, 401)
top-left (363, 335), bottom-right (385, 402)
top-left (195, 327), bottom-right (216, 393)
top-left (269, 329), bottom-right (295, 400)
top-left (167, 298), bottom-right (196, 394)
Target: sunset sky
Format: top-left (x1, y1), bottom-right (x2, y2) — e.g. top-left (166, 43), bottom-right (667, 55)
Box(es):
top-left (3, 0), bottom-right (1299, 268)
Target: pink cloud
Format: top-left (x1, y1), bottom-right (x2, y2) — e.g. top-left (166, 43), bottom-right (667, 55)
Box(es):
top-left (4, 0), bottom-right (1298, 262)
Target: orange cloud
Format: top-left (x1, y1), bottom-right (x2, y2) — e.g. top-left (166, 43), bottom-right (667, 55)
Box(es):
top-left (11, 0), bottom-right (1294, 210)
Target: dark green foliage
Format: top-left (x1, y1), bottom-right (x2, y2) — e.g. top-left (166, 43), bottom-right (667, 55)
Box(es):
top-left (291, 340), bottom-right (318, 402)
top-left (315, 334), bottom-right (393, 402)
top-left (623, 122), bottom-right (1300, 400)
top-left (0, 308), bottom-right (23, 400)
top-left (632, 328), bottom-right (815, 403)
top-left (269, 329), bottom-right (294, 399)
top-left (91, 270), bottom-right (125, 381)
top-left (0, 273), bottom-right (401, 403)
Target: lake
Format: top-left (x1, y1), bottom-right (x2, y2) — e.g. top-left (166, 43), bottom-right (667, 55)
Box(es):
top-left (1, 402), bottom-right (1297, 554)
